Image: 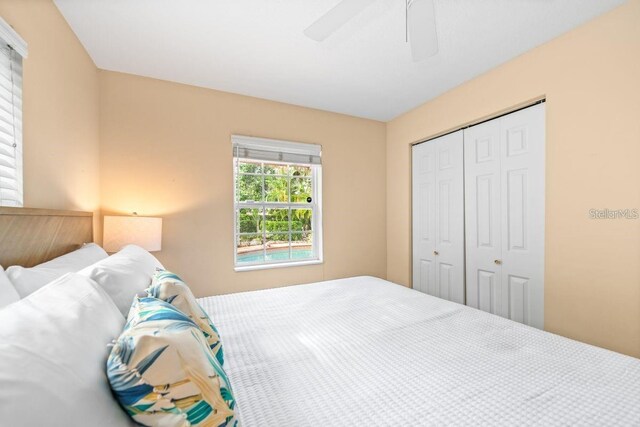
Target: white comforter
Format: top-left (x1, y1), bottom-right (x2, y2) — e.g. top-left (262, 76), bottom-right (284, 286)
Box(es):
top-left (199, 276), bottom-right (640, 426)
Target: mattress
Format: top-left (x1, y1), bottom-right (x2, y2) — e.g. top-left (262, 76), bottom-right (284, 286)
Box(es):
top-left (199, 276), bottom-right (640, 426)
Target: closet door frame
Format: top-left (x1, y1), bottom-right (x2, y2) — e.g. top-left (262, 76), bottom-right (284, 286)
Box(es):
top-left (411, 100), bottom-right (545, 328)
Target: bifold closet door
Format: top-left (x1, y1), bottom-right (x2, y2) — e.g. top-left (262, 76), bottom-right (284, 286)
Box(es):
top-left (412, 130), bottom-right (465, 304)
top-left (464, 103), bottom-right (545, 328)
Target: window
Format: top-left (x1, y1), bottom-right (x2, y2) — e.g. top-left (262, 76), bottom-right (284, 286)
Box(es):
top-left (233, 135), bottom-right (322, 271)
top-left (0, 18), bottom-right (27, 207)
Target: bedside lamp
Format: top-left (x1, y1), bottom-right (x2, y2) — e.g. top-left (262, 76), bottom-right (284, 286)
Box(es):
top-left (103, 214), bottom-right (163, 253)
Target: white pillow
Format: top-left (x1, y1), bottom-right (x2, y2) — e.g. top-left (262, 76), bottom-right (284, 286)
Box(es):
top-left (0, 273), bottom-right (134, 427)
top-left (7, 243), bottom-right (108, 298)
top-left (0, 266), bottom-right (19, 309)
top-left (79, 244), bottom-right (164, 317)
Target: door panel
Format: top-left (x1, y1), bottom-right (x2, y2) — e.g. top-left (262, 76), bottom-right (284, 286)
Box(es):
top-left (506, 169), bottom-right (527, 251)
top-left (438, 262), bottom-right (453, 301)
top-left (475, 175), bottom-right (493, 248)
top-left (507, 274), bottom-right (530, 324)
top-left (412, 130), bottom-right (465, 304)
top-left (418, 183), bottom-right (432, 242)
top-left (477, 269), bottom-right (496, 313)
top-left (419, 259), bottom-right (433, 294)
top-left (438, 180), bottom-right (451, 244)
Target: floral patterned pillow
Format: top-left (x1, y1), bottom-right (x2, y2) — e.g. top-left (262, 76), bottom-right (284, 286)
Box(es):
top-left (146, 269), bottom-right (224, 366)
top-left (107, 297), bottom-right (238, 427)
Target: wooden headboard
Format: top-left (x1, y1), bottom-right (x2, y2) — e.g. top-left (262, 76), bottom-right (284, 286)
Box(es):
top-left (0, 207), bottom-right (93, 268)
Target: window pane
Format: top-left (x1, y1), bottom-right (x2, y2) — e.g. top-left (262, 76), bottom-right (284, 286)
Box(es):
top-left (290, 177), bottom-right (312, 203)
top-left (238, 208), bottom-right (263, 234)
top-left (265, 175), bottom-right (288, 202)
top-left (236, 174), bottom-right (262, 202)
top-left (265, 234), bottom-right (290, 262)
top-left (291, 208), bottom-right (312, 232)
top-left (234, 155), bottom-right (320, 267)
top-left (291, 165), bottom-right (311, 177)
top-left (263, 163), bottom-right (288, 175)
top-left (291, 233), bottom-right (314, 260)
top-left (238, 161), bottom-right (262, 174)
top-left (265, 208), bottom-right (289, 235)
top-left (237, 234), bottom-right (264, 264)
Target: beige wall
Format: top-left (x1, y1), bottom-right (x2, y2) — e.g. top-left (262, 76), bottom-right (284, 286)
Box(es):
top-left (99, 71), bottom-right (387, 297)
top-left (0, 0), bottom-right (101, 234)
top-left (386, 0), bottom-right (640, 357)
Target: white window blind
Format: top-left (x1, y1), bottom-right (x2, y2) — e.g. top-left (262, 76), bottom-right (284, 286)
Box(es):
top-left (232, 135), bottom-right (322, 165)
top-left (0, 17), bottom-right (26, 207)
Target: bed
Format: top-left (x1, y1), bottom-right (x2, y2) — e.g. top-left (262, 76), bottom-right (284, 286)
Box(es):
top-left (201, 276), bottom-right (640, 426)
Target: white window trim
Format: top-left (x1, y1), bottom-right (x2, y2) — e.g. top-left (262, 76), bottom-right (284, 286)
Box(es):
top-left (0, 17), bottom-right (27, 58)
top-left (0, 17), bottom-right (26, 207)
top-left (232, 137), bottom-right (323, 272)
top-left (234, 258), bottom-right (324, 273)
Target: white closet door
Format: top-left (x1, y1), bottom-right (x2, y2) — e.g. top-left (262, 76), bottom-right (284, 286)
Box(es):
top-left (412, 131), bottom-right (465, 304)
top-left (464, 119), bottom-right (503, 316)
top-left (412, 140), bottom-right (436, 295)
top-left (499, 104), bottom-right (545, 328)
top-left (465, 103), bottom-right (545, 328)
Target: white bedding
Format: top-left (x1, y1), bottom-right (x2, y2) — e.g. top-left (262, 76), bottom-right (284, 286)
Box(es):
top-left (199, 276), bottom-right (640, 426)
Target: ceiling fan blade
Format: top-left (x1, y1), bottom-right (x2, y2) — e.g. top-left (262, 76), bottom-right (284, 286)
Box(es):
top-left (304, 0), bottom-right (378, 41)
top-left (408, 0), bottom-right (438, 61)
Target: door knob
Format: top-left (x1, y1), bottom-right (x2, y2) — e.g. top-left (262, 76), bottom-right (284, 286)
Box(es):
top-left (433, 250), bottom-right (439, 256)
top-left (494, 259), bottom-right (502, 265)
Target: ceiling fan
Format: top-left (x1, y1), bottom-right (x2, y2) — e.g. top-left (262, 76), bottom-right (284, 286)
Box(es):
top-left (304, 0), bottom-right (438, 61)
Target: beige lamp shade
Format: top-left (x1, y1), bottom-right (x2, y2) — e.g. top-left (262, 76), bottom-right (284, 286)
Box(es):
top-left (103, 215), bottom-right (163, 253)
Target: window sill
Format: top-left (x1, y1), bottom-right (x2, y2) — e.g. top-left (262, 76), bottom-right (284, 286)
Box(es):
top-left (234, 259), bottom-right (323, 272)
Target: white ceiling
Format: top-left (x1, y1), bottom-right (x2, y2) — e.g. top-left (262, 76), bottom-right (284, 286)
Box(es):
top-left (54, 0), bottom-right (625, 121)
